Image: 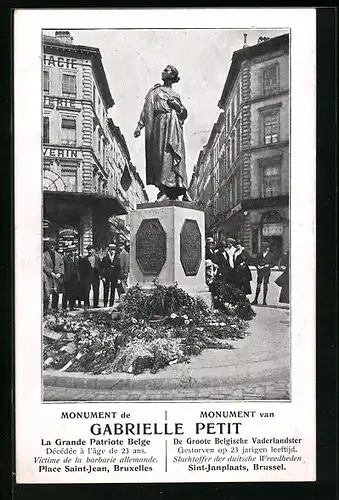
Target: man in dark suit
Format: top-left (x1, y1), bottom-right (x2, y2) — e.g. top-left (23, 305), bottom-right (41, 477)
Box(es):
top-left (100, 243), bottom-right (121, 307)
top-left (215, 238), bottom-right (236, 285)
top-left (62, 244), bottom-right (80, 311)
top-left (81, 244), bottom-right (101, 309)
top-left (251, 242), bottom-right (276, 305)
top-left (43, 239), bottom-right (64, 313)
top-left (205, 237), bottom-right (217, 263)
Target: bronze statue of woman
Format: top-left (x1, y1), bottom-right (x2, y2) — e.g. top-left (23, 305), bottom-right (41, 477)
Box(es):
top-left (134, 65), bottom-right (191, 201)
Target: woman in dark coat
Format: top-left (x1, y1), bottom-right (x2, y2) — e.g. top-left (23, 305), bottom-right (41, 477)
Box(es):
top-left (275, 251), bottom-right (289, 303)
top-left (233, 240), bottom-right (252, 295)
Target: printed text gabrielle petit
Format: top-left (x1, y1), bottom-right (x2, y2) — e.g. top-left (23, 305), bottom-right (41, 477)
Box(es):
top-left (88, 421), bottom-right (242, 435)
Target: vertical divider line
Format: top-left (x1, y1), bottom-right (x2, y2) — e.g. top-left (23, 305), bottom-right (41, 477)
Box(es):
top-left (165, 439), bottom-right (168, 472)
top-left (165, 410), bottom-right (168, 471)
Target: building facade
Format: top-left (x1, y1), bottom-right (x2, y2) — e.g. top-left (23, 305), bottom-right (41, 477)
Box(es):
top-left (190, 33), bottom-right (289, 260)
top-left (107, 118), bottom-right (148, 244)
top-left (42, 31), bottom-right (146, 255)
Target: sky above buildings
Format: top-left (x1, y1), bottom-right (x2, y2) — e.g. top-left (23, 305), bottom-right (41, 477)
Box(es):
top-left (44, 28), bottom-right (288, 200)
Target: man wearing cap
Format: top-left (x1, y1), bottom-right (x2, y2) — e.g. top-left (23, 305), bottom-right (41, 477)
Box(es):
top-left (251, 241), bottom-right (276, 305)
top-left (100, 243), bottom-right (122, 308)
top-left (62, 245), bottom-right (80, 311)
top-left (43, 239), bottom-right (64, 313)
top-left (81, 245), bottom-right (101, 309)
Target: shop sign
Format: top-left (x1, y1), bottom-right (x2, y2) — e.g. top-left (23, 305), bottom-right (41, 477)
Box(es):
top-left (43, 96), bottom-right (81, 109)
top-left (262, 223), bottom-right (283, 236)
top-left (43, 147), bottom-right (82, 159)
top-left (43, 54), bottom-right (77, 68)
top-left (43, 219), bottom-right (50, 229)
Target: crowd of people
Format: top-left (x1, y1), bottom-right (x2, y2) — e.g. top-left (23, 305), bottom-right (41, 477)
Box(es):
top-left (43, 240), bottom-right (130, 314)
top-left (205, 237), bottom-right (289, 306)
top-left (43, 235), bottom-right (289, 314)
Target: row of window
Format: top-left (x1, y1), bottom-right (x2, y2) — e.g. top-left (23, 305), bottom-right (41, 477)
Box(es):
top-left (226, 83), bottom-right (241, 135)
top-left (205, 158), bottom-right (282, 218)
top-left (43, 116), bottom-right (76, 145)
top-left (43, 116), bottom-right (111, 159)
top-left (44, 71), bottom-right (106, 127)
top-left (224, 62), bottom-right (280, 135)
top-left (197, 107), bottom-right (280, 201)
top-left (93, 84), bottom-right (106, 125)
top-left (44, 70), bottom-right (77, 97)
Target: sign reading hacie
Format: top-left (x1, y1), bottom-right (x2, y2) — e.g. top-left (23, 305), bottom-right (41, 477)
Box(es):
top-left (43, 147), bottom-right (81, 159)
top-left (43, 54), bottom-right (77, 69)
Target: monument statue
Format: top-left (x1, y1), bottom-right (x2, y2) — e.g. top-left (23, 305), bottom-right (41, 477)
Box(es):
top-left (134, 65), bottom-right (191, 201)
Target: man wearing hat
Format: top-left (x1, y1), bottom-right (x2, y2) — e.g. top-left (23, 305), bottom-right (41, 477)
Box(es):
top-left (215, 238), bottom-right (236, 285)
top-left (43, 239), bottom-right (64, 313)
top-left (81, 244), bottom-right (101, 309)
top-left (251, 241), bottom-right (276, 305)
top-left (62, 244), bottom-right (80, 311)
top-left (100, 243), bottom-right (122, 308)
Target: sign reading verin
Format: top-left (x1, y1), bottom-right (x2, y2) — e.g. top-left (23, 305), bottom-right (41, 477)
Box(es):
top-left (43, 147), bottom-right (82, 159)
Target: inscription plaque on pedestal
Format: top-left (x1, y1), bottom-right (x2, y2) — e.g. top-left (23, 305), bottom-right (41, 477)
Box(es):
top-left (136, 218), bottom-right (167, 275)
top-left (180, 219), bottom-right (202, 276)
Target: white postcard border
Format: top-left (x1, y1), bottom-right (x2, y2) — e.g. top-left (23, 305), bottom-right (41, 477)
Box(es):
top-left (15, 8), bottom-right (316, 483)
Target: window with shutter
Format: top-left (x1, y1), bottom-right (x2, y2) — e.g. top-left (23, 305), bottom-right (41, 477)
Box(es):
top-left (61, 166), bottom-right (77, 192)
top-left (231, 132), bottom-right (235, 165)
top-left (263, 64), bottom-right (279, 95)
top-left (263, 163), bottom-right (280, 197)
top-left (236, 121), bottom-right (241, 155)
top-left (43, 70), bottom-right (49, 93)
top-left (62, 74), bottom-right (76, 96)
top-left (61, 117), bottom-right (76, 146)
top-left (43, 116), bottom-right (50, 144)
top-left (263, 111), bottom-right (279, 144)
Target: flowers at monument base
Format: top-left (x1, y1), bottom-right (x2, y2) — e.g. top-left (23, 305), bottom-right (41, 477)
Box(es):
top-left (43, 283), bottom-right (253, 376)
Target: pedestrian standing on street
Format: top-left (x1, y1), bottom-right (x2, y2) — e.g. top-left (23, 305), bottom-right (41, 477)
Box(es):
top-left (215, 238), bottom-right (236, 285)
top-left (100, 243), bottom-right (121, 308)
top-left (82, 244), bottom-right (101, 309)
top-left (43, 239), bottom-right (64, 314)
top-left (205, 237), bottom-right (217, 262)
top-left (275, 250), bottom-right (290, 304)
top-left (76, 253), bottom-right (85, 308)
top-left (233, 240), bottom-right (252, 295)
top-left (118, 241), bottom-right (130, 297)
top-left (62, 245), bottom-right (80, 311)
top-left (251, 242), bottom-right (276, 306)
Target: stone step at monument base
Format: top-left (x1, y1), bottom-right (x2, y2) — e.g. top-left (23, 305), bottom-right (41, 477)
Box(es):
top-left (129, 200), bottom-right (210, 306)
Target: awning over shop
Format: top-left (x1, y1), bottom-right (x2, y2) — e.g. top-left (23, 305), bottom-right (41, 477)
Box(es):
top-left (44, 190), bottom-right (128, 216)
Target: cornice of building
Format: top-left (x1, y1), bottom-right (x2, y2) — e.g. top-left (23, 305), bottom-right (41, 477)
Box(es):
top-left (218, 33), bottom-right (289, 109)
top-left (43, 35), bottom-right (114, 110)
top-left (107, 118), bottom-right (131, 163)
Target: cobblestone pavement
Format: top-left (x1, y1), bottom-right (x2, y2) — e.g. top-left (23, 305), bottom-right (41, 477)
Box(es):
top-left (44, 306), bottom-right (290, 402)
top-left (44, 379), bottom-right (289, 401)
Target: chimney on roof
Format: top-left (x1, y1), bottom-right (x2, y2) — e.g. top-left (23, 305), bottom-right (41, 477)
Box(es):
top-left (55, 30), bottom-right (73, 44)
top-left (243, 33), bottom-right (248, 48)
top-left (257, 36), bottom-right (270, 44)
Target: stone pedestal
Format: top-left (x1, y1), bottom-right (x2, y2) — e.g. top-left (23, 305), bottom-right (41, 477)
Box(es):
top-left (129, 200), bottom-right (211, 305)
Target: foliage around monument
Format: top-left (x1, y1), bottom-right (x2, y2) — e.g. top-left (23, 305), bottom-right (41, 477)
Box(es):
top-left (43, 283), bottom-right (253, 376)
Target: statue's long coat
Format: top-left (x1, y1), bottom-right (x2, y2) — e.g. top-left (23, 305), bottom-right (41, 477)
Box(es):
top-left (137, 84), bottom-right (188, 193)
